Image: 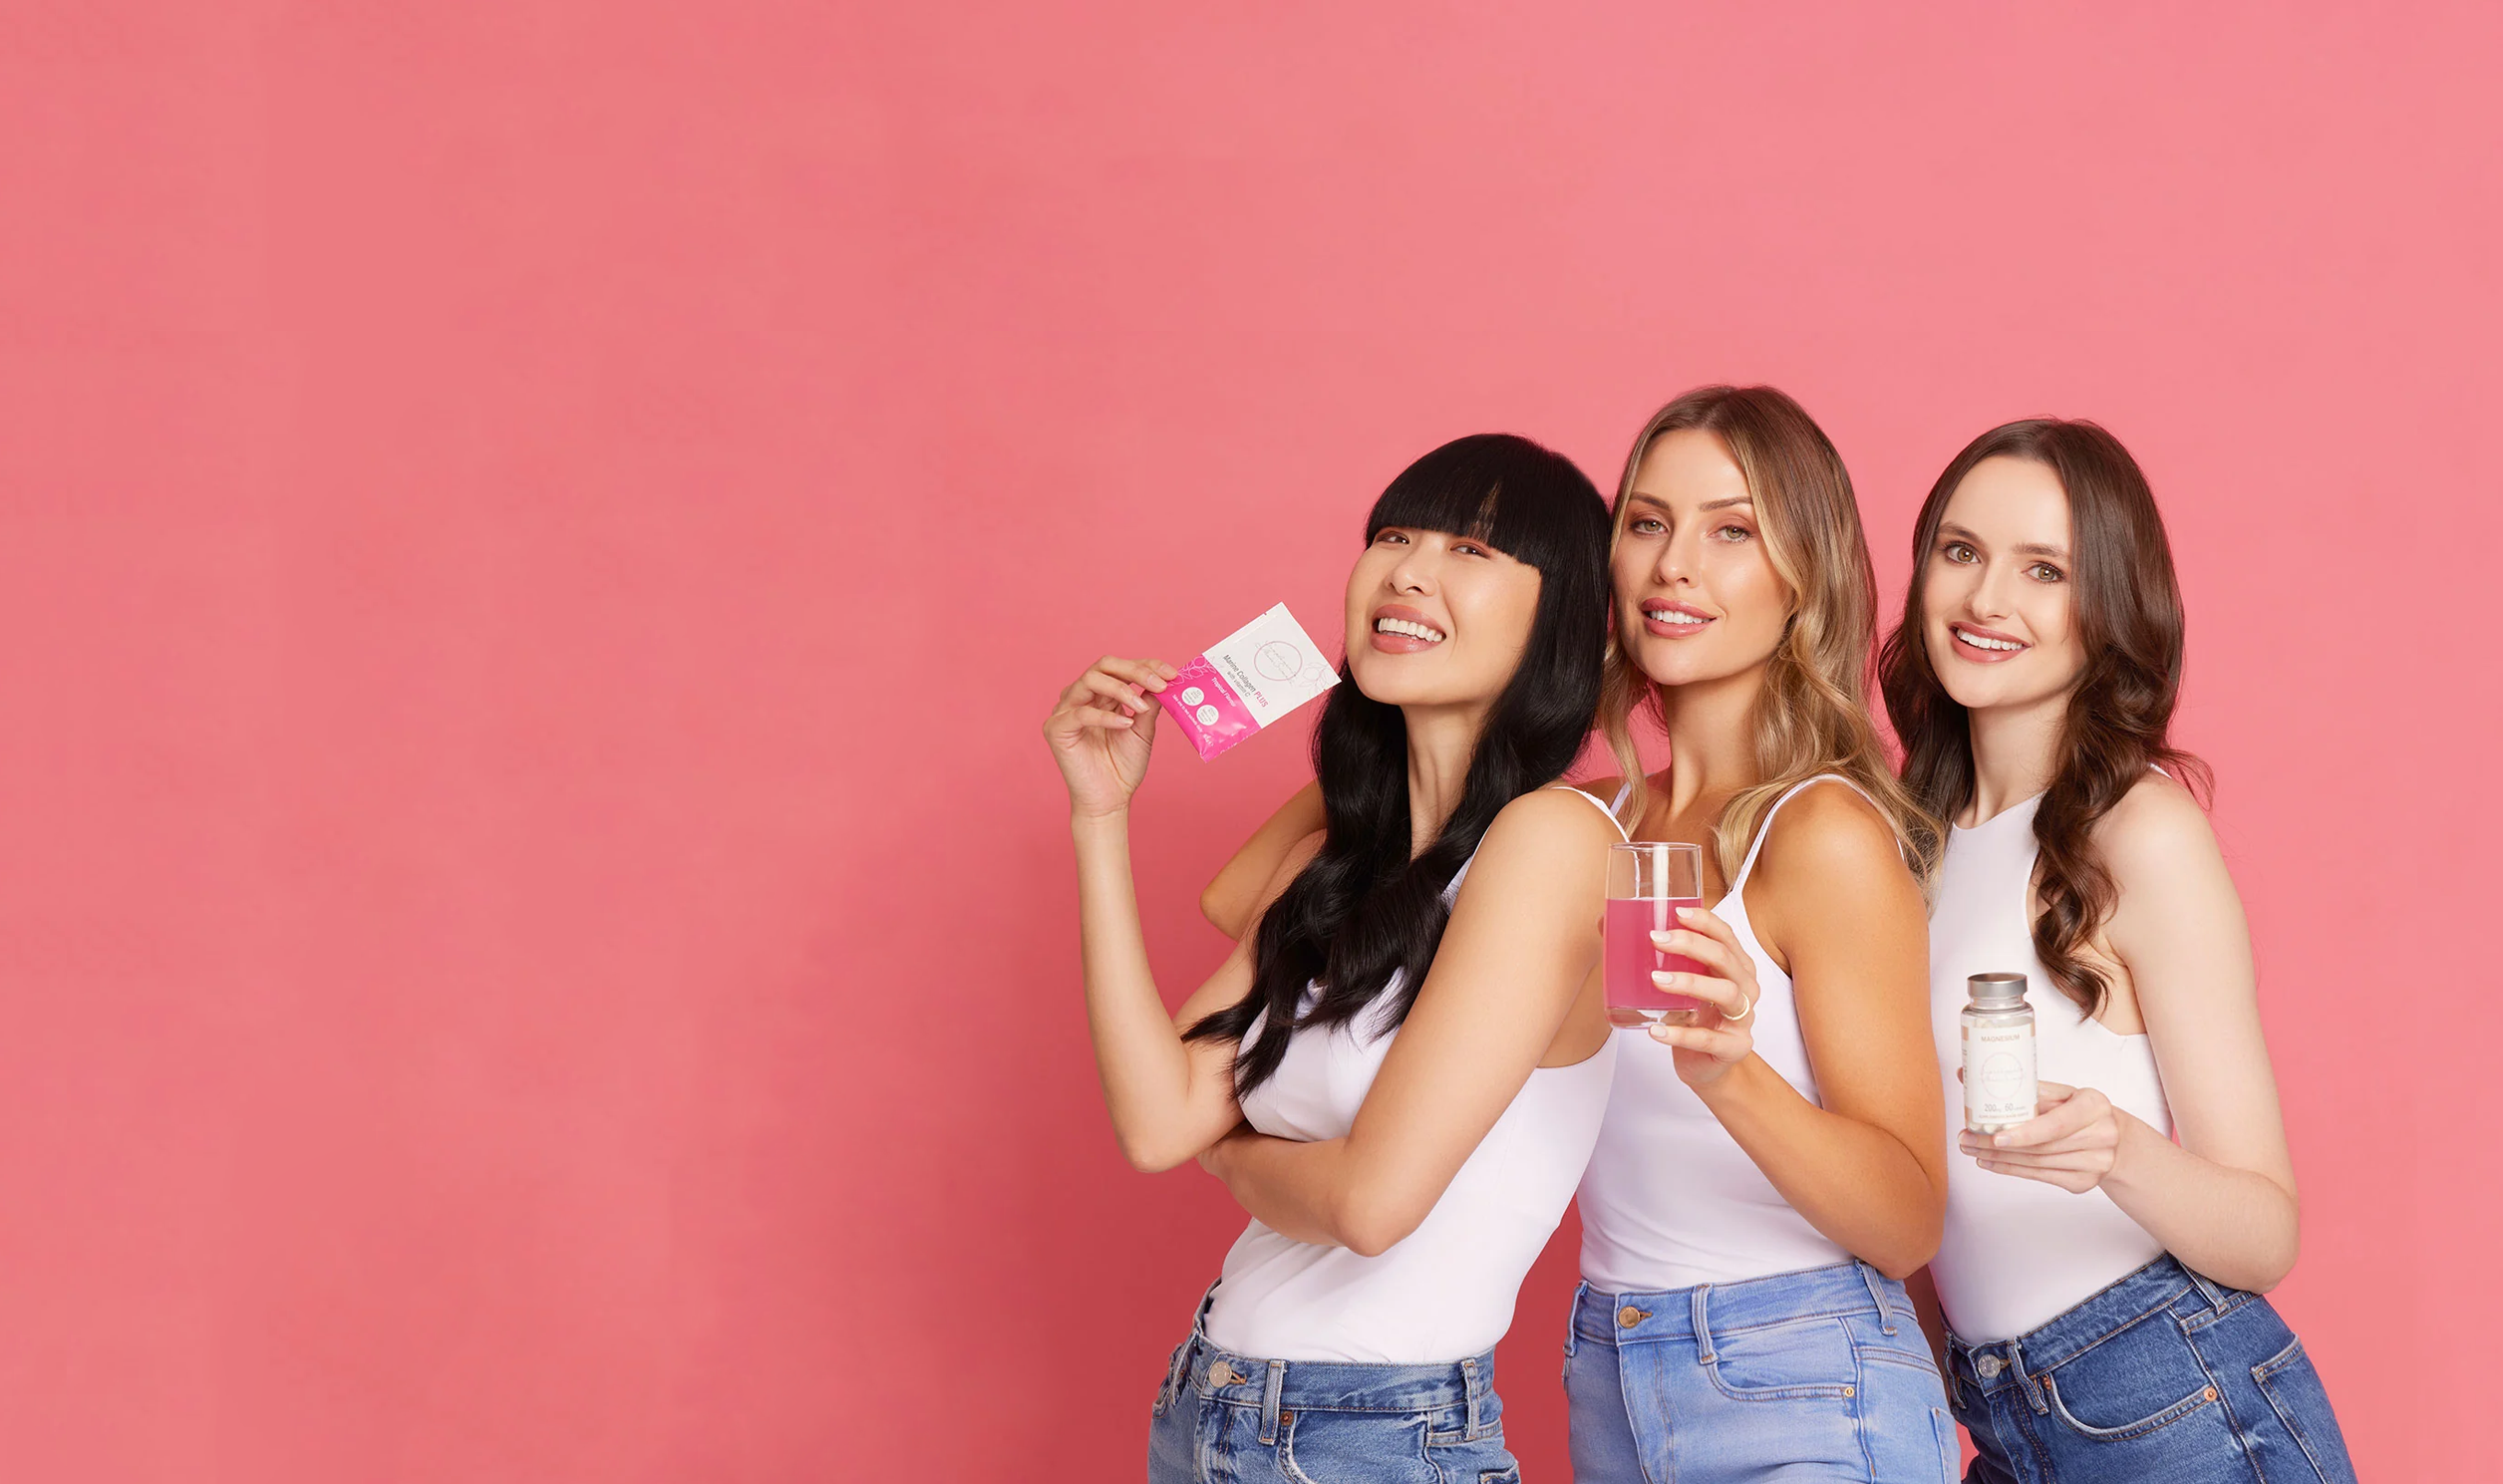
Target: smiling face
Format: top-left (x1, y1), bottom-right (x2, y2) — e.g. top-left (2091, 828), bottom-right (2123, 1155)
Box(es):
top-left (1921, 455), bottom-right (2088, 713)
top-left (1611, 429), bottom-right (1793, 689)
top-left (1343, 524), bottom-right (1543, 710)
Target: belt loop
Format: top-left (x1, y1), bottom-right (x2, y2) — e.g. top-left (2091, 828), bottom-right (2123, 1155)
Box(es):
top-left (2009, 1342), bottom-right (2049, 1416)
top-left (1257, 1358), bottom-right (1287, 1445)
top-left (1161, 1335), bottom-right (1195, 1408)
top-left (1563, 1281), bottom-right (1585, 1358)
top-left (1690, 1286), bottom-right (1716, 1365)
top-left (2184, 1266), bottom-right (2234, 1313)
top-left (1463, 1355), bottom-right (1486, 1436)
top-left (1857, 1262), bottom-right (1898, 1336)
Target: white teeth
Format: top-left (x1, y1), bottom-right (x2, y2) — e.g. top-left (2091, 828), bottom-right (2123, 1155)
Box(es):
top-left (1646, 609), bottom-right (1708, 626)
top-left (1958, 628), bottom-right (2025, 652)
top-left (1375, 617), bottom-right (1446, 642)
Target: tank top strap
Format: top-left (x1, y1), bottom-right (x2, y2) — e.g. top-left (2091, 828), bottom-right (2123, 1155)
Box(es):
top-left (1727, 773), bottom-right (1878, 892)
top-left (1543, 783), bottom-right (1634, 843)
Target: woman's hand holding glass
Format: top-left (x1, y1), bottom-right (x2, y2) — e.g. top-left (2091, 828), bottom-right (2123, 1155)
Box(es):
top-left (1043, 655), bottom-right (1178, 819)
top-left (1645, 905), bottom-right (1759, 1087)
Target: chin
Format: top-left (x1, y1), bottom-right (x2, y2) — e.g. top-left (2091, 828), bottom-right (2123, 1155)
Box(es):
top-left (1629, 645), bottom-right (1745, 691)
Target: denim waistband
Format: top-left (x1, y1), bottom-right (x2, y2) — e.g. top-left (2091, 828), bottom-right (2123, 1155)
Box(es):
top-left (1571, 1260), bottom-right (1914, 1349)
top-left (1161, 1285), bottom-right (1501, 1445)
top-left (1945, 1254), bottom-right (2251, 1399)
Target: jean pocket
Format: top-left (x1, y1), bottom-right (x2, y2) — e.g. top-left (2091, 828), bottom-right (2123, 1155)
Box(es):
top-left (1151, 1339), bottom-right (1186, 1418)
top-left (2252, 1337), bottom-right (2358, 1484)
top-left (1277, 1408), bottom-right (1441, 1484)
top-left (1702, 1316), bottom-right (1858, 1400)
top-left (2037, 1318), bottom-right (2222, 1442)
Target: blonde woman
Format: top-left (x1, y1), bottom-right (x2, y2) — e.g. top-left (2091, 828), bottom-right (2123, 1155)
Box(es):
top-left (1205, 388), bottom-right (1956, 1480)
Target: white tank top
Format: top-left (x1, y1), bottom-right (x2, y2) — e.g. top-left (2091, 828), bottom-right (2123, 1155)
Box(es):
top-left (1928, 791), bottom-right (2173, 1341)
top-left (1577, 775), bottom-right (1868, 1293)
top-left (1201, 786), bottom-right (1626, 1364)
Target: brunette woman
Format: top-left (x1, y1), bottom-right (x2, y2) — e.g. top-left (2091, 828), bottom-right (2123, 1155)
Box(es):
top-left (1882, 420), bottom-right (2355, 1483)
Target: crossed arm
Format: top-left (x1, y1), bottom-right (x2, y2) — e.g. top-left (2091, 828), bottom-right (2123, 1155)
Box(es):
top-left (1199, 788), bottom-right (1614, 1257)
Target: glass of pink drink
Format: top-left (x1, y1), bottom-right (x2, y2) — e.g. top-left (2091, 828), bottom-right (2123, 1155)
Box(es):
top-left (1605, 841), bottom-right (1708, 1029)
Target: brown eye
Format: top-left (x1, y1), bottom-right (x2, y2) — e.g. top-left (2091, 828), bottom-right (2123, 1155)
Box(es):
top-left (1943, 542), bottom-right (1977, 563)
top-left (2029, 562), bottom-right (2064, 583)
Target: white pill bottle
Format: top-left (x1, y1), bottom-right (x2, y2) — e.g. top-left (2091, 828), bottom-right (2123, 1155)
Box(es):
top-left (1961, 972), bottom-right (2038, 1133)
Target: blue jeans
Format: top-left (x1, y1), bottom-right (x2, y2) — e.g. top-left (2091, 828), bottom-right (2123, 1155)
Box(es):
top-left (1566, 1262), bottom-right (1958, 1482)
top-left (1946, 1255), bottom-right (2354, 1484)
top-left (1147, 1290), bottom-right (1520, 1483)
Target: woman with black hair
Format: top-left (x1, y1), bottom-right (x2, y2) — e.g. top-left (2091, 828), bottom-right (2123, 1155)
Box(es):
top-left (1043, 433), bottom-right (1621, 1481)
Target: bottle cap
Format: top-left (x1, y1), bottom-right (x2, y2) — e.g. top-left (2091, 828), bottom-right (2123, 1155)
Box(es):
top-left (1967, 972), bottom-right (2030, 1008)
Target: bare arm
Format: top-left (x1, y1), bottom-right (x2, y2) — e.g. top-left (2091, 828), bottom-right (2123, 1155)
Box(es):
top-left (1653, 784), bottom-right (1948, 1278)
top-left (1199, 789), bottom-right (1613, 1256)
top-left (1048, 654), bottom-right (1311, 1174)
top-left (1971, 776), bottom-right (2300, 1293)
top-left (1201, 779), bottom-right (1325, 939)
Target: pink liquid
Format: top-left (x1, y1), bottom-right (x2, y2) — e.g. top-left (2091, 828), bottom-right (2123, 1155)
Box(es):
top-left (1605, 895), bottom-right (1708, 1027)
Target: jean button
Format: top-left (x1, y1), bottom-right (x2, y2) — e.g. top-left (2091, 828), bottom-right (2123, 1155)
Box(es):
top-left (1976, 1354), bottom-right (2004, 1378)
top-left (1208, 1360), bottom-right (1235, 1386)
top-left (1617, 1306), bottom-right (1647, 1329)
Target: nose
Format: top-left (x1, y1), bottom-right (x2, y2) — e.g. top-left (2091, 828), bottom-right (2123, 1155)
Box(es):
top-left (1386, 544), bottom-right (1437, 596)
top-left (1655, 522), bottom-right (1698, 585)
top-left (1966, 558), bottom-right (2017, 621)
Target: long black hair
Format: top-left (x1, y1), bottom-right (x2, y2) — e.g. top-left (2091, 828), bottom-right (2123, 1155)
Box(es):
top-left (1186, 434), bottom-right (1612, 1096)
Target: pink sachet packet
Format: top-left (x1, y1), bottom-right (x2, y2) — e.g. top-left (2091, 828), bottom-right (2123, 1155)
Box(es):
top-left (1155, 603), bottom-right (1341, 760)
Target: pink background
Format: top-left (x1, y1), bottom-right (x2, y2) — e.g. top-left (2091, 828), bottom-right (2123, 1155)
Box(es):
top-left (3, 4), bottom-right (2494, 1480)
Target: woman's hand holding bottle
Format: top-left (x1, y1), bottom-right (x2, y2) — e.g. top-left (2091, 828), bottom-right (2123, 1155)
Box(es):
top-left (1043, 656), bottom-right (1177, 819)
top-left (1962, 1079), bottom-right (2128, 1193)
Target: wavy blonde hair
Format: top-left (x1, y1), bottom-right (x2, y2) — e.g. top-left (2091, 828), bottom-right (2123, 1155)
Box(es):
top-left (1600, 386), bottom-right (1942, 884)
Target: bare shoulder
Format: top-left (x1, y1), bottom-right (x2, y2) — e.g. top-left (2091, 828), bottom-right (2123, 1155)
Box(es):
top-left (1757, 778), bottom-right (1907, 884)
top-left (1482, 784), bottom-right (1628, 862)
top-left (2095, 770), bottom-right (2225, 893)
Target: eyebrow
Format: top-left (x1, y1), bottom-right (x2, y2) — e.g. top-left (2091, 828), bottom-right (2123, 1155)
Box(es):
top-left (1939, 522), bottom-right (2068, 560)
top-left (1630, 492), bottom-right (1755, 514)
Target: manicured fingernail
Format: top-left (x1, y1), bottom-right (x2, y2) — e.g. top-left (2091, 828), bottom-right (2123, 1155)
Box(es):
top-left (1651, 971), bottom-right (1678, 987)
top-left (1677, 907), bottom-right (1703, 919)
top-left (1650, 931), bottom-right (1675, 945)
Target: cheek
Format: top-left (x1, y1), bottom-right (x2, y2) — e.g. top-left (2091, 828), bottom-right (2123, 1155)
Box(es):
top-left (1718, 545), bottom-right (1789, 631)
top-left (1920, 568), bottom-right (1962, 625)
top-left (1457, 576), bottom-right (1541, 668)
top-left (2026, 588), bottom-right (2077, 652)
top-left (1344, 554), bottom-right (1383, 633)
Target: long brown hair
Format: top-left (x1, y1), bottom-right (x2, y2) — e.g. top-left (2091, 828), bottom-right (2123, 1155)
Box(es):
top-left (1877, 419), bottom-right (2211, 1016)
top-left (1598, 386), bottom-right (1940, 884)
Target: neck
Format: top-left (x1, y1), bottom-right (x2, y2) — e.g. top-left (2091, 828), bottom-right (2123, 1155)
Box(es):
top-left (1401, 699), bottom-right (1490, 857)
top-left (1655, 664), bottom-right (1765, 821)
top-left (1964, 691), bottom-right (2066, 822)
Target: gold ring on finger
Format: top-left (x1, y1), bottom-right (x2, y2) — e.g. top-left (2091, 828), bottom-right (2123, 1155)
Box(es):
top-left (1724, 993), bottom-right (1753, 1022)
